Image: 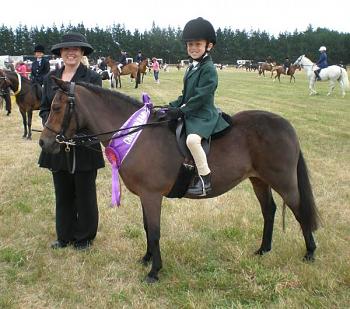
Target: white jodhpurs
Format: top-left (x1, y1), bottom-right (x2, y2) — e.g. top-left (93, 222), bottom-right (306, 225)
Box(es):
top-left (186, 133), bottom-right (210, 176)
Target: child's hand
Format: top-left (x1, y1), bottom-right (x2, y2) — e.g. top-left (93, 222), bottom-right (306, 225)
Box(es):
top-left (167, 107), bottom-right (184, 120)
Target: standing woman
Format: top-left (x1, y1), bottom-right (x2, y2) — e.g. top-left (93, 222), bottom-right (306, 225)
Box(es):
top-left (38, 33), bottom-right (105, 250)
top-left (151, 57), bottom-right (160, 83)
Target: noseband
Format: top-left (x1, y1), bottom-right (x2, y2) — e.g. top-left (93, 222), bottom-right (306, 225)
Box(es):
top-left (44, 82), bottom-right (79, 152)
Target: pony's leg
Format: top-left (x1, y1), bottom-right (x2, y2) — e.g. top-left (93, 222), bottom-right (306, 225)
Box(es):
top-left (339, 80), bottom-right (345, 97)
top-left (309, 80), bottom-right (316, 95)
top-left (249, 177), bottom-right (276, 255)
top-left (275, 153), bottom-right (318, 261)
top-left (281, 196), bottom-right (317, 262)
top-left (27, 110), bottom-right (33, 140)
top-left (20, 110), bottom-right (27, 138)
top-left (273, 74), bottom-right (277, 82)
top-left (327, 80), bottom-right (336, 96)
top-left (140, 204), bottom-right (152, 265)
top-left (139, 193), bottom-right (163, 283)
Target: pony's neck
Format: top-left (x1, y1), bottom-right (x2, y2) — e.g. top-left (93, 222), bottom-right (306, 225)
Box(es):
top-left (9, 72), bottom-right (20, 93)
top-left (77, 85), bottom-right (142, 144)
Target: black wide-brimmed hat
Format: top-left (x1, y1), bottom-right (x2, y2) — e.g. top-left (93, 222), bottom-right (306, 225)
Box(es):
top-left (34, 44), bottom-right (45, 53)
top-left (51, 32), bottom-right (94, 56)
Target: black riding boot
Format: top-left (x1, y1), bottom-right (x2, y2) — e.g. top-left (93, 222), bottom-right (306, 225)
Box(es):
top-left (187, 173), bottom-right (212, 196)
top-left (314, 70), bottom-right (321, 81)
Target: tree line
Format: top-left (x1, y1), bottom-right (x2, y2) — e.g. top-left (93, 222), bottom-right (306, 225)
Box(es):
top-left (0, 22), bottom-right (349, 65)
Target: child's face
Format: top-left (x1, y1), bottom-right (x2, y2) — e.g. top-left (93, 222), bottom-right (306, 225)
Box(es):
top-left (186, 40), bottom-right (213, 60)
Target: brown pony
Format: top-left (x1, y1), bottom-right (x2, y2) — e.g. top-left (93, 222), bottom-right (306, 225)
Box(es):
top-left (0, 69), bottom-right (41, 139)
top-left (272, 64), bottom-right (300, 83)
top-left (138, 58), bottom-right (148, 83)
top-left (258, 62), bottom-right (276, 77)
top-left (39, 78), bottom-right (320, 283)
top-left (105, 56), bottom-right (140, 88)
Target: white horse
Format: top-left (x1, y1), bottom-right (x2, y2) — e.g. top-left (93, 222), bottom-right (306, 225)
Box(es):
top-left (294, 55), bottom-right (349, 97)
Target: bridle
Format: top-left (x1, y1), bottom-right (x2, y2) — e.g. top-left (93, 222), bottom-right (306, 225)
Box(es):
top-left (0, 76), bottom-right (9, 96)
top-left (295, 55), bottom-right (314, 68)
top-left (0, 72), bottom-right (24, 96)
top-left (294, 55), bottom-right (304, 67)
top-left (44, 82), bottom-right (79, 152)
top-left (42, 82), bottom-right (171, 152)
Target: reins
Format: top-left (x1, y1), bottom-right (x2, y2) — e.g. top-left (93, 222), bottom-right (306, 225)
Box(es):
top-left (34, 84), bottom-right (170, 152)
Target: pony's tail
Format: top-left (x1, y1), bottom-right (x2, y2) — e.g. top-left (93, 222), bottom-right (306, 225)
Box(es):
top-left (297, 151), bottom-right (320, 232)
top-left (341, 69), bottom-right (349, 90)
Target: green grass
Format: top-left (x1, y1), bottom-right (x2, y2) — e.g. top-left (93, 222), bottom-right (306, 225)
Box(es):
top-left (0, 67), bottom-right (349, 308)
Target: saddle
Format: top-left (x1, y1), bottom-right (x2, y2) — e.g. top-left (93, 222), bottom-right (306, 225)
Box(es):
top-left (31, 83), bottom-right (42, 101)
top-left (166, 110), bottom-right (232, 198)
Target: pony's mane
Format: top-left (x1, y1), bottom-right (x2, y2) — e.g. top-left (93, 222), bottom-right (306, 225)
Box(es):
top-left (6, 70), bottom-right (30, 85)
top-left (76, 82), bottom-right (143, 108)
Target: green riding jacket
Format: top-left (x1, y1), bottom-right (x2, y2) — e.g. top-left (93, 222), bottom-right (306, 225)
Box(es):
top-left (169, 55), bottom-right (229, 139)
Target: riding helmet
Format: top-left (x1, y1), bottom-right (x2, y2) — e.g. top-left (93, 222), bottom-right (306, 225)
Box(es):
top-left (319, 46), bottom-right (327, 52)
top-left (182, 17), bottom-right (216, 45)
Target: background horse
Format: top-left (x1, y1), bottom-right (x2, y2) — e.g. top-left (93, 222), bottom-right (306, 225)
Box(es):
top-left (272, 64), bottom-right (300, 83)
top-left (138, 58), bottom-right (148, 83)
top-left (258, 62), bottom-right (276, 77)
top-left (294, 55), bottom-right (349, 96)
top-left (0, 69), bottom-right (40, 139)
top-left (105, 56), bottom-right (140, 89)
top-left (39, 78), bottom-right (319, 283)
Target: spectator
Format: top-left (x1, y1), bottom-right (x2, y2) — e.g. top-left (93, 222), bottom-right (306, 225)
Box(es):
top-left (38, 32), bottom-right (105, 250)
top-left (16, 61), bottom-right (29, 79)
top-left (151, 57), bottom-right (160, 83)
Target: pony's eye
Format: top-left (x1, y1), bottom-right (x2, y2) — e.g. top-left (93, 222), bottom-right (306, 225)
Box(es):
top-left (52, 105), bottom-right (61, 112)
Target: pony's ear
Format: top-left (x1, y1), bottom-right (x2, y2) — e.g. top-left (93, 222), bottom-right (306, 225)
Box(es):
top-left (51, 76), bottom-right (70, 92)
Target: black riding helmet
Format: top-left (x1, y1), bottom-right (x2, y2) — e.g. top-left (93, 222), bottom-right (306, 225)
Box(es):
top-left (182, 17), bottom-right (216, 45)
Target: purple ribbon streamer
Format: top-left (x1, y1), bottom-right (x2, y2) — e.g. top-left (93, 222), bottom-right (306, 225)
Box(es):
top-left (105, 93), bottom-right (153, 207)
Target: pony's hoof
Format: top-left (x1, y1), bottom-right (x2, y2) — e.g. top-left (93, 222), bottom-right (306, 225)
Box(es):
top-left (144, 274), bottom-right (159, 284)
top-left (303, 252), bottom-right (315, 262)
top-left (254, 248), bottom-right (270, 256)
top-left (139, 257), bottom-right (151, 266)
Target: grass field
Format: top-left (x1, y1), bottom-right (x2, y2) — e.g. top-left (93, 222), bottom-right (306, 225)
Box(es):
top-left (0, 68), bottom-right (349, 308)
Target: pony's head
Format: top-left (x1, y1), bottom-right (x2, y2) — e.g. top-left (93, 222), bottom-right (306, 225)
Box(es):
top-left (0, 69), bottom-right (12, 91)
top-left (293, 55), bottom-right (305, 66)
top-left (39, 76), bottom-right (79, 154)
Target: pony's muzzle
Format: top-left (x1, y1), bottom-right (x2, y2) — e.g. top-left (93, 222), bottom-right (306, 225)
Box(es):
top-left (39, 138), bottom-right (60, 154)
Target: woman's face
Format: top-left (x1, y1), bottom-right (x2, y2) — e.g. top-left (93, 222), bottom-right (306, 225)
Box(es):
top-left (60, 47), bottom-right (84, 66)
top-left (186, 40), bottom-right (213, 60)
